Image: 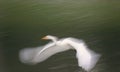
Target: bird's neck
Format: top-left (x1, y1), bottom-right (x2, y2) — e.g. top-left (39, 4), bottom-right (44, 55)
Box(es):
top-left (52, 39), bottom-right (57, 43)
top-left (51, 38), bottom-right (58, 43)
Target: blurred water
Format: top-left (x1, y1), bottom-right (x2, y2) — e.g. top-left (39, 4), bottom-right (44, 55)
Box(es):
top-left (1, 0), bottom-right (120, 72)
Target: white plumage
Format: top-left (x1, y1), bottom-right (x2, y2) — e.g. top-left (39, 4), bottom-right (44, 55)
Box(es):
top-left (19, 35), bottom-right (101, 71)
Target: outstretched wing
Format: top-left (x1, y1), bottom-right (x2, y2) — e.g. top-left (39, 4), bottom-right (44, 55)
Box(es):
top-left (66, 38), bottom-right (101, 71)
top-left (19, 42), bottom-right (71, 64)
top-left (19, 46), bottom-right (44, 64)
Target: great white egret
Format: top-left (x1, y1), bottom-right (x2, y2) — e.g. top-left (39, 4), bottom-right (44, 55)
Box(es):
top-left (19, 35), bottom-right (101, 72)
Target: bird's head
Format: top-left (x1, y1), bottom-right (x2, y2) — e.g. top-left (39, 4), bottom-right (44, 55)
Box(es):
top-left (42, 35), bottom-right (58, 42)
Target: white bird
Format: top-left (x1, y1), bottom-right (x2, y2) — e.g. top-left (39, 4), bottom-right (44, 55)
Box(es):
top-left (19, 35), bottom-right (101, 72)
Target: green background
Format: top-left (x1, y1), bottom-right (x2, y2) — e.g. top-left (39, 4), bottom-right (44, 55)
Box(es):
top-left (0, 0), bottom-right (120, 72)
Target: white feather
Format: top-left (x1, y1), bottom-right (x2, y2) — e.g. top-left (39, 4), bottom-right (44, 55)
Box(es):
top-left (66, 38), bottom-right (101, 71)
top-left (19, 35), bottom-right (101, 71)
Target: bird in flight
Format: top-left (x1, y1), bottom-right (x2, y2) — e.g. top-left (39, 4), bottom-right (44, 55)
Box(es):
top-left (19, 35), bottom-right (101, 72)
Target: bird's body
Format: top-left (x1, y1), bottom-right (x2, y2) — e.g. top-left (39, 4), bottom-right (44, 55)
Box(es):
top-left (19, 35), bottom-right (101, 72)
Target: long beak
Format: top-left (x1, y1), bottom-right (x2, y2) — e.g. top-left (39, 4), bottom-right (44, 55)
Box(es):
top-left (41, 36), bottom-right (48, 40)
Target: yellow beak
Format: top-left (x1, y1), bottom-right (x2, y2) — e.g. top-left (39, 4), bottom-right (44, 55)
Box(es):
top-left (41, 36), bottom-right (48, 40)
